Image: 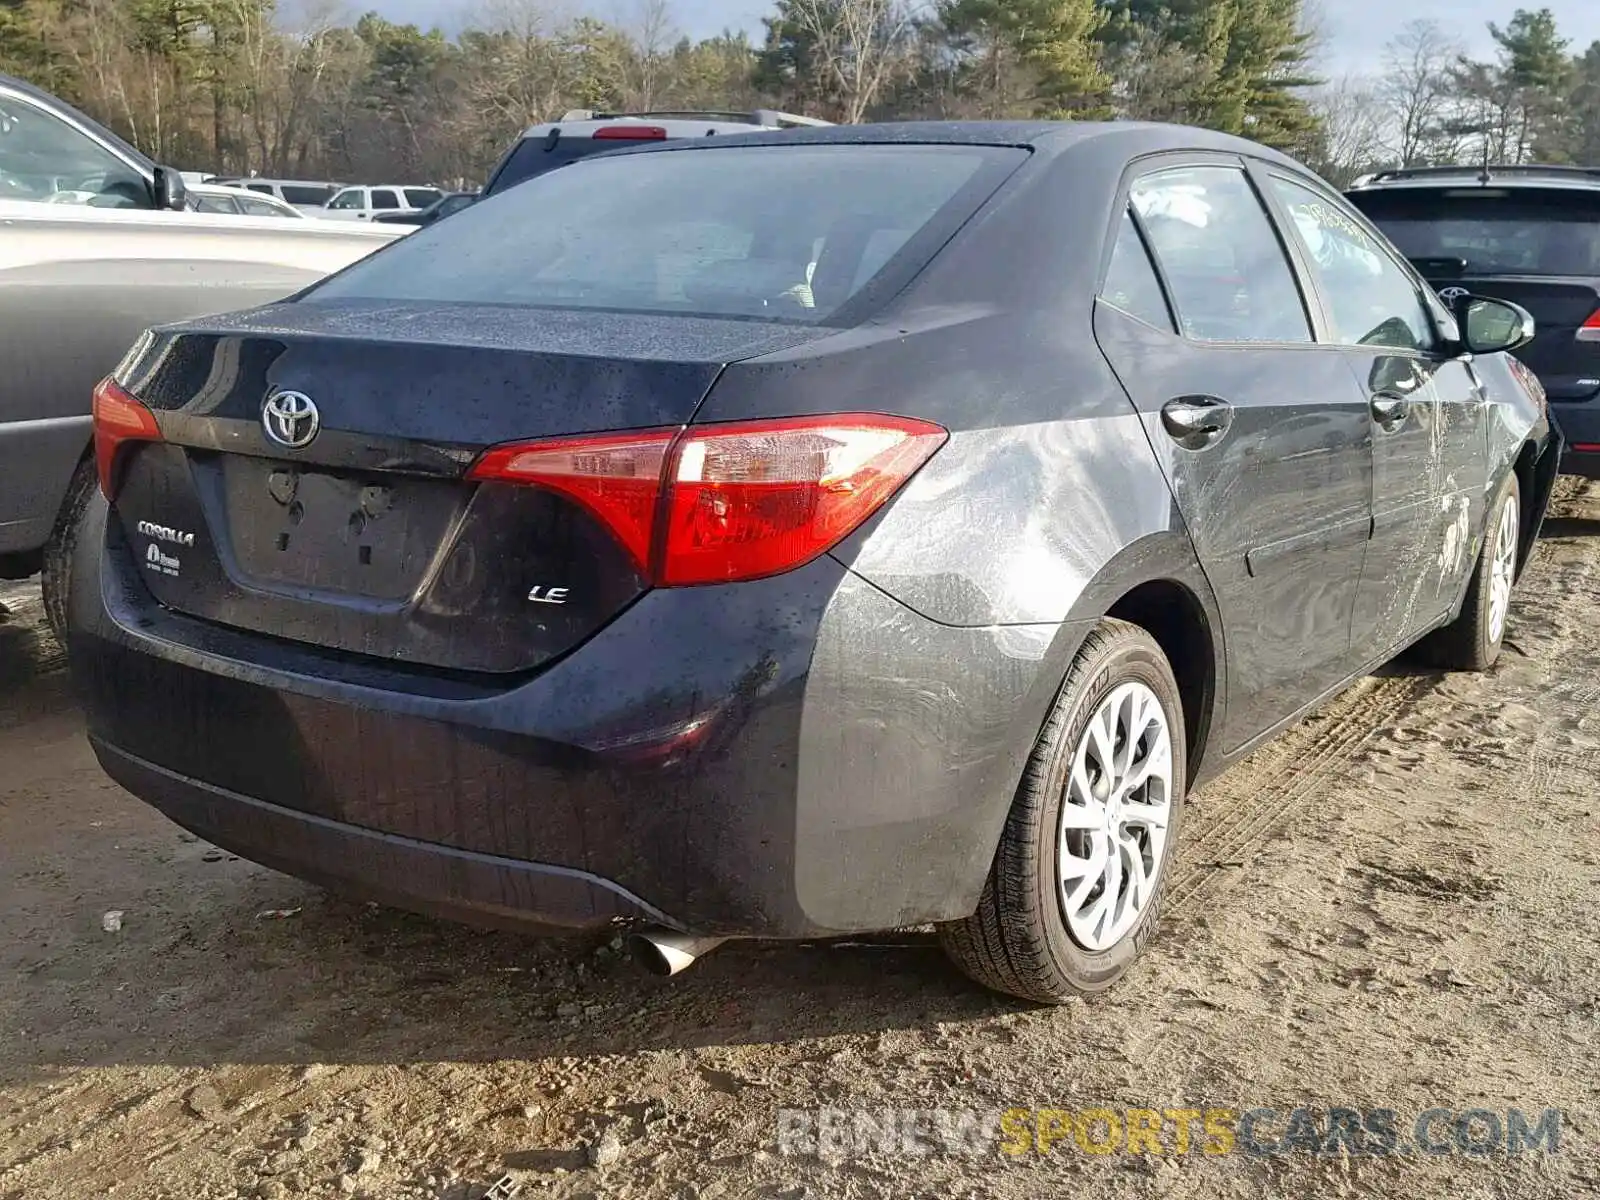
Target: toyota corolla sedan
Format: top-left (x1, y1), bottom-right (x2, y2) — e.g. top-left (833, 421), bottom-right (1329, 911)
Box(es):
top-left (70, 122), bottom-right (1558, 1003)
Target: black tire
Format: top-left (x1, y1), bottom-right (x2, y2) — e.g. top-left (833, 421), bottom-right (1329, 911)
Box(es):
top-left (1420, 472), bottom-right (1521, 672)
top-left (41, 457), bottom-right (97, 646)
top-left (938, 618), bottom-right (1188, 1003)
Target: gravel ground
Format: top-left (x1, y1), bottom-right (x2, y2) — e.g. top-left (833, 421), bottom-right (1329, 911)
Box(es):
top-left (2, 483), bottom-right (1598, 1200)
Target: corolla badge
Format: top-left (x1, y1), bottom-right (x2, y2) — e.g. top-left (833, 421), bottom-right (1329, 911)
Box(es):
top-left (262, 390), bottom-right (320, 449)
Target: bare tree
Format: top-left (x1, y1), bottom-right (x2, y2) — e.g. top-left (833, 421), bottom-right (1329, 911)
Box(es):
top-left (1378, 19), bottom-right (1459, 166)
top-left (1308, 74), bottom-right (1389, 185)
top-left (784, 0), bottom-right (919, 124)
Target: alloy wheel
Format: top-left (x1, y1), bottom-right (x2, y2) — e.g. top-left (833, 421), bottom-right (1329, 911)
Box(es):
top-left (1058, 681), bottom-right (1174, 952)
top-left (1488, 493), bottom-right (1519, 646)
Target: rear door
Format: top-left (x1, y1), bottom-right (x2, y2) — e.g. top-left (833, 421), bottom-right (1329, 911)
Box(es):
top-left (1266, 172), bottom-right (1486, 655)
top-left (1094, 156), bottom-right (1374, 751)
top-left (1350, 185), bottom-right (1600, 402)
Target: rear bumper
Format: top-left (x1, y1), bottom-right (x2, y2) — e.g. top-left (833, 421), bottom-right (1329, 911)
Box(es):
top-left (1548, 400), bottom-right (1600, 477)
top-left (72, 495), bottom-right (1077, 939)
top-left (92, 738), bottom-right (671, 931)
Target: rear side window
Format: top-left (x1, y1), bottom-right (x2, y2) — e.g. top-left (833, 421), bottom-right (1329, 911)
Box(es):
top-left (241, 196), bottom-right (291, 218)
top-left (311, 144), bottom-right (1025, 324)
top-left (485, 136), bottom-right (640, 195)
top-left (1270, 176), bottom-right (1438, 352)
top-left (371, 190), bottom-right (400, 210)
top-left (1353, 188), bottom-right (1600, 277)
top-left (1101, 210), bottom-right (1174, 331)
top-left (282, 184), bottom-right (337, 205)
top-left (1131, 166), bottom-right (1312, 344)
top-left (244, 182), bottom-right (272, 194)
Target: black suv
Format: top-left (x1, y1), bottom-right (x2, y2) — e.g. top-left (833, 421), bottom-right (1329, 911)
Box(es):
top-left (1348, 166), bottom-right (1600, 476)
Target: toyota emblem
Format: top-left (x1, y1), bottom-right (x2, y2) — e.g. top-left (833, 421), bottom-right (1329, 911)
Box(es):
top-left (262, 390), bottom-right (320, 449)
top-left (1437, 286), bottom-right (1471, 306)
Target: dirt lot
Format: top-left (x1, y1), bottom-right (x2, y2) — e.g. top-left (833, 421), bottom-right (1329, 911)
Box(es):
top-left (2, 485), bottom-right (1598, 1200)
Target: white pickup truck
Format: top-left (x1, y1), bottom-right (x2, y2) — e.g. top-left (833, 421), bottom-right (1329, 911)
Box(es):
top-left (0, 73), bottom-right (401, 637)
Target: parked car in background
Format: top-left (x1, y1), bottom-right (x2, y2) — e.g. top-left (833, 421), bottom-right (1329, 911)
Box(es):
top-left (1347, 165), bottom-right (1600, 476)
top-left (188, 182), bottom-right (306, 219)
top-left (72, 121), bottom-right (1557, 1005)
top-left (210, 176), bottom-right (344, 213)
top-left (373, 190), bottom-right (477, 227)
top-left (318, 184), bottom-right (444, 221)
top-left (479, 108), bottom-right (831, 198)
top-left (0, 72), bottom-right (402, 637)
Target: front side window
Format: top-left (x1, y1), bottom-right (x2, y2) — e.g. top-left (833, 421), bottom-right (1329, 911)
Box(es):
top-left (1101, 209), bottom-right (1174, 331)
top-left (1271, 176), bottom-right (1438, 352)
top-left (0, 96), bottom-right (149, 208)
top-left (193, 192), bottom-right (238, 214)
top-left (310, 144), bottom-right (1024, 324)
top-left (1131, 166), bottom-right (1312, 344)
top-left (326, 188), bottom-right (365, 210)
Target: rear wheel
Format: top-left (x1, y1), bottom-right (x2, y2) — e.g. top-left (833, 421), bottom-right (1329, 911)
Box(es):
top-left (1421, 472), bottom-right (1520, 672)
top-left (939, 619), bottom-right (1187, 1003)
top-left (41, 458), bottom-right (97, 645)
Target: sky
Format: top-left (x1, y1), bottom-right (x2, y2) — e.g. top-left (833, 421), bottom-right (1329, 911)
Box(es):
top-left (358, 0), bottom-right (1600, 71)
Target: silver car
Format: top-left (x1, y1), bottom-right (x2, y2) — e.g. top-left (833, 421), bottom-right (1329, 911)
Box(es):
top-left (0, 73), bottom-right (398, 636)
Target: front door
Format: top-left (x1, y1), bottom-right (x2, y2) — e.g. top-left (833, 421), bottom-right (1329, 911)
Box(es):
top-left (1094, 159), bottom-right (1375, 751)
top-left (1262, 172), bottom-right (1487, 659)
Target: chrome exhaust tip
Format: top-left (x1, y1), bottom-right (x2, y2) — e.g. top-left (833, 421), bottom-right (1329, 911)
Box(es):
top-left (628, 930), bottom-right (727, 976)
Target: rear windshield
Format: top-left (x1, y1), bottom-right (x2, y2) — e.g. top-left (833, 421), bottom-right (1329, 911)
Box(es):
top-left (281, 184), bottom-right (337, 205)
top-left (310, 144), bottom-right (1023, 323)
top-left (484, 135), bottom-right (642, 195)
top-left (405, 188), bottom-right (443, 207)
top-left (1353, 188), bottom-right (1600, 276)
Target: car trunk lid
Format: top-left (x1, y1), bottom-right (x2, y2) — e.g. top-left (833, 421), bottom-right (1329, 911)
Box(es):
top-left (110, 299), bottom-right (828, 673)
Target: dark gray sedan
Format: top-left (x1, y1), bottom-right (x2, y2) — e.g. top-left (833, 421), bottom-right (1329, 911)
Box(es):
top-left (71, 121), bottom-right (1557, 1002)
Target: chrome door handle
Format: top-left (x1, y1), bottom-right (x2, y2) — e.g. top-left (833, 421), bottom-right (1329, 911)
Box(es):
top-left (1160, 396), bottom-right (1233, 449)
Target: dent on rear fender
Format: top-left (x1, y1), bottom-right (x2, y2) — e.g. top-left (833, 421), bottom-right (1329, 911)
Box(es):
top-left (831, 414), bottom-right (1180, 626)
top-left (796, 570), bottom-right (1083, 930)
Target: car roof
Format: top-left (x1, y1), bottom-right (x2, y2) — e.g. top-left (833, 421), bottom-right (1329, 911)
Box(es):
top-left (1349, 164), bottom-right (1600, 193)
top-left (544, 119), bottom-right (1314, 173)
top-left (518, 109), bottom-right (832, 139)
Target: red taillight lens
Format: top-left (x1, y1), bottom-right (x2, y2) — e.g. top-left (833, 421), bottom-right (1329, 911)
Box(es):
top-left (469, 414), bottom-right (947, 585)
top-left (469, 429), bottom-right (675, 570)
top-left (92, 376), bottom-right (162, 499)
top-left (1579, 308), bottom-right (1600, 342)
top-left (592, 125), bottom-right (668, 140)
top-left (659, 415), bottom-right (947, 585)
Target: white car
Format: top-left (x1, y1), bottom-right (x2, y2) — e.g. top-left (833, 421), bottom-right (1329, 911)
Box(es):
top-left (318, 184), bottom-right (445, 221)
top-left (188, 183), bottom-right (306, 219)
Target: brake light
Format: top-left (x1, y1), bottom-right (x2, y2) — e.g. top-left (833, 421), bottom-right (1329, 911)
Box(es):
top-left (469, 414), bottom-right (947, 585)
top-left (470, 430), bottom-right (673, 569)
top-left (1579, 309), bottom-right (1600, 342)
top-left (92, 377), bottom-right (162, 499)
top-left (592, 125), bottom-right (668, 140)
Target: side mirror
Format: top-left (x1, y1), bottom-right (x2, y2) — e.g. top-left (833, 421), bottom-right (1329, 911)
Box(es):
top-left (1451, 293), bottom-right (1536, 355)
top-left (152, 165), bottom-right (187, 212)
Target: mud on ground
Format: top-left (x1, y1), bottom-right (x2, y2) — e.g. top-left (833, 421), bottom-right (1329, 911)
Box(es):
top-left (2, 484), bottom-right (1598, 1200)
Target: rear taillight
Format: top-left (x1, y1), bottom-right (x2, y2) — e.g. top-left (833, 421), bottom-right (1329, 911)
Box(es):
top-left (592, 125), bottom-right (668, 140)
top-left (469, 414), bottom-right (947, 586)
top-left (92, 377), bottom-right (162, 499)
top-left (1579, 309), bottom-right (1600, 342)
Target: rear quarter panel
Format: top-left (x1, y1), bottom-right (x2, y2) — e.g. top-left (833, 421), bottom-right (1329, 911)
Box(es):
top-left (0, 202), bottom-right (396, 555)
